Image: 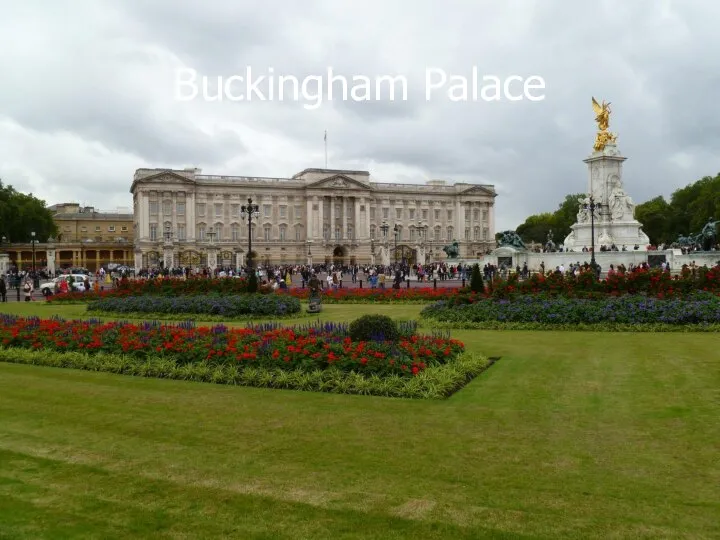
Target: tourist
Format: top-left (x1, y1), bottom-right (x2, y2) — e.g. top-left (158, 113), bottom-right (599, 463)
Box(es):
top-left (23, 279), bottom-right (33, 302)
top-left (0, 276), bottom-right (6, 302)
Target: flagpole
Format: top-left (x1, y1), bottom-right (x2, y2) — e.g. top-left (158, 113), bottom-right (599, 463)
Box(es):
top-left (324, 130), bottom-right (328, 169)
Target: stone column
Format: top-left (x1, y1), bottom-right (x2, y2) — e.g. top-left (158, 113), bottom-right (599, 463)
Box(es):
top-left (330, 197), bottom-right (335, 241)
top-left (318, 196), bottom-right (324, 240)
top-left (186, 192), bottom-right (195, 240)
top-left (140, 192), bottom-right (149, 239)
top-left (353, 197), bottom-right (359, 239)
top-left (363, 198), bottom-right (370, 238)
top-left (342, 197), bottom-right (348, 239)
top-left (306, 198), bottom-right (313, 239)
top-left (455, 200), bottom-right (462, 241)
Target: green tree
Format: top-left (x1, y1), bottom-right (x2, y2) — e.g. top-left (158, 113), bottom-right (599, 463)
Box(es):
top-left (469, 263), bottom-right (484, 293)
top-left (635, 196), bottom-right (671, 245)
top-left (515, 193), bottom-right (584, 244)
top-left (0, 180), bottom-right (58, 243)
top-left (516, 212), bottom-right (555, 244)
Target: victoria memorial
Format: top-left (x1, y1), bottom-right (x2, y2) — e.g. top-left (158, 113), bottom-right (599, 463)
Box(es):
top-left (131, 167), bottom-right (497, 270)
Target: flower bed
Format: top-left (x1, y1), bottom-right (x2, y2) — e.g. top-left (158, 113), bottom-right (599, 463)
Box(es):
top-left (421, 292), bottom-right (720, 326)
top-left (0, 317), bottom-right (483, 399)
top-left (485, 267), bottom-right (720, 299)
top-left (87, 294), bottom-right (301, 317)
top-left (288, 287), bottom-right (461, 303)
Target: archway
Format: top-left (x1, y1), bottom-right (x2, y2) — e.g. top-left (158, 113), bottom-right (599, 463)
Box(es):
top-left (333, 245), bottom-right (346, 267)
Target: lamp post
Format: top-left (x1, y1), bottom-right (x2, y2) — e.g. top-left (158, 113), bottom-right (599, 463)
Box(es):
top-left (241, 198), bottom-right (260, 269)
top-left (380, 222), bottom-right (389, 266)
top-left (582, 196), bottom-right (605, 272)
top-left (31, 231), bottom-right (36, 275)
top-left (393, 224), bottom-right (399, 265)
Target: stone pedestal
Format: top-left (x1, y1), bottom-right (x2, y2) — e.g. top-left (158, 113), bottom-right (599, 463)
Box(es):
top-left (163, 244), bottom-right (174, 269)
top-left (564, 143), bottom-right (649, 251)
top-left (46, 248), bottom-right (56, 273)
top-left (134, 250), bottom-right (143, 273)
top-left (0, 253), bottom-right (9, 275)
top-left (207, 247), bottom-right (218, 271)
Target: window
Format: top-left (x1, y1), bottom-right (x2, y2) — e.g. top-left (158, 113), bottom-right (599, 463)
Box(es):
top-left (177, 225), bottom-right (186, 241)
top-left (150, 224), bottom-right (157, 241)
top-left (434, 226), bottom-right (441, 241)
top-left (279, 206), bottom-right (287, 219)
top-left (295, 227), bottom-right (302, 241)
top-left (335, 226), bottom-right (341, 240)
top-left (121, 226), bottom-right (128, 232)
top-left (396, 208), bottom-right (402, 219)
top-left (465, 228), bottom-right (470, 240)
top-left (410, 228), bottom-right (416, 241)
top-left (447, 210), bottom-right (453, 221)
top-left (214, 225), bottom-right (223, 241)
top-left (474, 227), bottom-right (480, 240)
top-left (323, 224), bottom-right (329, 240)
top-left (231, 224), bottom-right (239, 241)
top-left (279, 225), bottom-right (286, 241)
top-left (215, 204), bottom-right (223, 218)
top-left (150, 201), bottom-right (158, 215)
top-left (348, 226), bottom-right (354, 239)
top-left (197, 225), bottom-right (206, 241)
top-left (81, 227), bottom-right (87, 232)
top-left (197, 203), bottom-right (206, 217)
top-left (370, 225), bottom-right (376, 239)
top-left (95, 226), bottom-right (101, 232)
top-left (422, 209), bottom-right (428, 220)
top-left (177, 202), bottom-right (185, 215)
top-left (263, 205), bottom-right (271, 218)
top-left (108, 226), bottom-right (115, 232)
top-left (447, 226), bottom-right (453, 240)
top-left (409, 209), bottom-right (415, 220)
top-left (383, 208), bottom-right (389, 219)
top-left (163, 200), bottom-right (172, 215)
top-left (483, 210), bottom-right (488, 221)
top-left (434, 209), bottom-right (440, 221)
top-left (294, 205), bottom-right (302, 220)
top-left (474, 209), bottom-right (480, 221)
top-left (370, 207), bottom-right (376, 219)
top-left (483, 228), bottom-right (488, 240)
top-left (231, 204), bottom-right (239, 218)
top-left (263, 225), bottom-right (271, 241)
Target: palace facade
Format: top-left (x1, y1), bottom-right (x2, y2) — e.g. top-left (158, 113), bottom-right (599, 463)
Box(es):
top-left (130, 167), bottom-right (496, 270)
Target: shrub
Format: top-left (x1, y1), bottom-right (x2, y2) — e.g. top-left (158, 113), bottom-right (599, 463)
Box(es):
top-left (87, 294), bottom-right (300, 317)
top-left (349, 314), bottom-right (400, 342)
top-left (421, 292), bottom-right (720, 325)
top-left (470, 263), bottom-right (484, 293)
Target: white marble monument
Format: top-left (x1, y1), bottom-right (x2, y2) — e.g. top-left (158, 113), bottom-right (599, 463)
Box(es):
top-left (563, 99), bottom-right (649, 251)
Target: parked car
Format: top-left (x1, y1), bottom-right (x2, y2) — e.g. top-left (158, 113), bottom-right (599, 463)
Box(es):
top-left (39, 274), bottom-right (92, 296)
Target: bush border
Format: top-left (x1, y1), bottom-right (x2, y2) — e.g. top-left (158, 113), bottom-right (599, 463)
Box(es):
top-left (0, 349), bottom-right (494, 400)
top-left (422, 319), bottom-right (720, 332)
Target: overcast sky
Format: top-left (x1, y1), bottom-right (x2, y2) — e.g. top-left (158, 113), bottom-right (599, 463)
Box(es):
top-left (1, 0), bottom-right (718, 230)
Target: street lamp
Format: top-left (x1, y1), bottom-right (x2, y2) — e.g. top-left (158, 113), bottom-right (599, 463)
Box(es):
top-left (582, 196), bottom-right (605, 272)
top-left (393, 224), bottom-right (399, 265)
top-left (240, 197), bottom-right (260, 269)
top-left (31, 231), bottom-right (36, 274)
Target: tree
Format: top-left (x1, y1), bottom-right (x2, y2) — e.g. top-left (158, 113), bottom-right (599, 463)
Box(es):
top-left (515, 193), bottom-right (584, 244)
top-left (516, 213), bottom-right (555, 244)
top-left (470, 263), bottom-right (484, 293)
top-left (635, 196), bottom-right (671, 245)
top-left (0, 180), bottom-right (58, 243)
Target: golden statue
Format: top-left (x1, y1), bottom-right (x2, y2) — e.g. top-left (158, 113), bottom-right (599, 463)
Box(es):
top-left (591, 97), bottom-right (617, 151)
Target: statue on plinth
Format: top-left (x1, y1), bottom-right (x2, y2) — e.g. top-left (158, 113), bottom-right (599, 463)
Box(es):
top-left (307, 272), bottom-right (322, 313)
top-left (609, 179), bottom-right (635, 221)
top-left (592, 97), bottom-right (618, 152)
top-left (442, 240), bottom-right (460, 259)
top-left (700, 218), bottom-right (719, 251)
top-left (497, 230), bottom-right (526, 250)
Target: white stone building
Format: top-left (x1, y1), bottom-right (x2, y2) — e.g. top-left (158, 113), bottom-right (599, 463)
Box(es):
top-left (130, 167), bottom-right (496, 270)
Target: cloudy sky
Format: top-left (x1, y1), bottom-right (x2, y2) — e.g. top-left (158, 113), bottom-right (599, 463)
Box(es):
top-left (1, 0), bottom-right (718, 229)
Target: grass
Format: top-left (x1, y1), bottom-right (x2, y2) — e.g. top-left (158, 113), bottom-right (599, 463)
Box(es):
top-left (0, 302), bottom-right (718, 538)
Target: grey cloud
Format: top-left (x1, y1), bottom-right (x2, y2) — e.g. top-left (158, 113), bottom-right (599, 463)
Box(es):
top-left (1, 0), bottom-right (720, 230)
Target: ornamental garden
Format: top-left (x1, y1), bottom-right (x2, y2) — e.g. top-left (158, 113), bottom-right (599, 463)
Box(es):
top-left (1, 265), bottom-right (718, 538)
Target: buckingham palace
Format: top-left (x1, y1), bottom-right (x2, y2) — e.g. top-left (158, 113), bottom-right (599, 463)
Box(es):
top-left (130, 167), bottom-right (497, 270)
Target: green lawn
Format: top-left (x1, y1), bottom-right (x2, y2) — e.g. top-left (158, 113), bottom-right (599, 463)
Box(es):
top-left (0, 302), bottom-right (718, 538)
